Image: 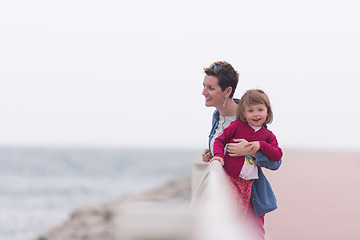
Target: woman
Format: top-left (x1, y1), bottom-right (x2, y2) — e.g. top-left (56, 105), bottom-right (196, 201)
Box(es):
top-left (201, 61), bottom-right (282, 239)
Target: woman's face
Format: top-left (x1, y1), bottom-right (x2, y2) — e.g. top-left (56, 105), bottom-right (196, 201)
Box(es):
top-left (202, 75), bottom-right (226, 108)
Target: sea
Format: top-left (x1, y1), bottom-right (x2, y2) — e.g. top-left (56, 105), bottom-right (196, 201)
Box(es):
top-left (0, 146), bottom-right (198, 240)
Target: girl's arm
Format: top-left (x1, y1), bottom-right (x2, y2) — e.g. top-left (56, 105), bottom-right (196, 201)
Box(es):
top-left (210, 156), bottom-right (224, 166)
top-left (212, 133), bottom-right (227, 160)
top-left (212, 123), bottom-right (236, 160)
top-left (255, 132), bottom-right (282, 162)
top-left (256, 151), bottom-right (282, 170)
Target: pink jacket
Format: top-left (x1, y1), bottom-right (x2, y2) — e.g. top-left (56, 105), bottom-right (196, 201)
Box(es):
top-left (213, 120), bottom-right (282, 178)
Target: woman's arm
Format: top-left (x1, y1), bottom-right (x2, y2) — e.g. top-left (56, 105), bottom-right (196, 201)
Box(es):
top-left (227, 138), bottom-right (282, 170)
top-left (227, 139), bottom-right (252, 157)
top-left (256, 151), bottom-right (282, 170)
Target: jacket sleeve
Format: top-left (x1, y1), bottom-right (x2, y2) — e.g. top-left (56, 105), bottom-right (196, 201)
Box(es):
top-left (208, 110), bottom-right (219, 152)
top-left (213, 137), bottom-right (226, 159)
top-left (255, 151), bottom-right (282, 170)
top-left (258, 131), bottom-right (283, 162)
top-left (213, 123), bottom-right (235, 159)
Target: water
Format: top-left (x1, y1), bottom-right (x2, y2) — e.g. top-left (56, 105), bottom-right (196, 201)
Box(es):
top-left (0, 146), bottom-right (197, 240)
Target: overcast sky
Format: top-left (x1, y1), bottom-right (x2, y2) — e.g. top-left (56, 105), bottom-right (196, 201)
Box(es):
top-left (1, 0), bottom-right (359, 151)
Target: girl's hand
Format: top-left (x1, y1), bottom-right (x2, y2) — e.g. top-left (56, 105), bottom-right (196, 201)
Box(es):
top-left (210, 156), bottom-right (224, 166)
top-left (227, 139), bottom-right (252, 157)
top-left (248, 141), bottom-right (260, 157)
top-left (202, 148), bottom-right (212, 162)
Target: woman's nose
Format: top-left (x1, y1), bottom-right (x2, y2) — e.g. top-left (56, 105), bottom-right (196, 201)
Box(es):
top-left (202, 88), bottom-right (207, 95)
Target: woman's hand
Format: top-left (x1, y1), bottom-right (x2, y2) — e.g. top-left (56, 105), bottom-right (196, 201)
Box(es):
top-left (210, 156), bottom-right (224, 166)
top-left (248, 141), bottom-right (260, 158)
top-left (202, 148), bottom-right (212, 162)
top-left (227, 139), bottom-right (252, 157)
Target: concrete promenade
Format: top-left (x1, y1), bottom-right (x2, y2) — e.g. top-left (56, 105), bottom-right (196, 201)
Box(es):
top-left (38, 149), bottom-right (360, 240)
top-left (264, 150), bottom-right (360, 240)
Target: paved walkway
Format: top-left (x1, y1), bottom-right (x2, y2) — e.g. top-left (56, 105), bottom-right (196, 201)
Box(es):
top-left (264, 150), bottom-right (360, 240)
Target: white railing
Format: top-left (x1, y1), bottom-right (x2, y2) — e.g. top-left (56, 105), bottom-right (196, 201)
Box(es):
top-left (115, 158), bottom-right (253, 240)
top-left (190, 159), bottom-right (253, 240)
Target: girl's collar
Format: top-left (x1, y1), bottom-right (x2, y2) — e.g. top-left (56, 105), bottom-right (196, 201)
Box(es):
top-left (248, 123), bottom-right (262, 132)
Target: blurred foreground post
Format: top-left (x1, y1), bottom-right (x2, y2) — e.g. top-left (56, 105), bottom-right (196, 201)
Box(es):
top-left (191, 159), bottom-right (252, 240)
top-left (114, 158), bottom-right (251, 240)
top-left (115, 200), bottom-right (193, 240)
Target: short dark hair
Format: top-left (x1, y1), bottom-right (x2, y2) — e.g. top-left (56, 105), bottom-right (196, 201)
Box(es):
top-left (204, 61), bottom-right (239, 98)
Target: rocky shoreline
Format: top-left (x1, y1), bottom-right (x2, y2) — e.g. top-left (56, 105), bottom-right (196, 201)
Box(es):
top-left (36, 175), bottom-right (192, 240)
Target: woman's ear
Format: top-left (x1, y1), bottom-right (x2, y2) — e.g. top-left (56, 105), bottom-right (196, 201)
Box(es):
top-left (225, 86), bottom-right (232, 98)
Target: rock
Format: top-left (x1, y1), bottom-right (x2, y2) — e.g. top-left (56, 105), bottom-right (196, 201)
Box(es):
top-left (37, 176), bottom-right (191, 240)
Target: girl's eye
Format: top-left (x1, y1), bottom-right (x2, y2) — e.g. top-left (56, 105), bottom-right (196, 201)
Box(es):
top-left (209, 87), bottom-right (215, 91)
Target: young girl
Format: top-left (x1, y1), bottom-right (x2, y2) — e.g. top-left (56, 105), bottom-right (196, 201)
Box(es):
top-left (210, 89), bottom-right (282, 216)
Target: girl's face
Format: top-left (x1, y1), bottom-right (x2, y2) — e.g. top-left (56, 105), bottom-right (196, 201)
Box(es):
top-left (244, 103), bottom-right (268, 127)
top-left (202, 75), bottom-right (226, 108)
